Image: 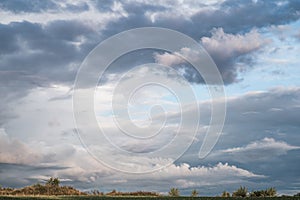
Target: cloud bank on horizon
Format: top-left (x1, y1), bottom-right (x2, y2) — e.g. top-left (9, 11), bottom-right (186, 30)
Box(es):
top-left (0, 0), bottom-right (300, 196)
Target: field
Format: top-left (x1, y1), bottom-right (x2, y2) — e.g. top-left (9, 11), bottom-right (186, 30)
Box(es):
top-left (0, 196), bottom-right (299, 200)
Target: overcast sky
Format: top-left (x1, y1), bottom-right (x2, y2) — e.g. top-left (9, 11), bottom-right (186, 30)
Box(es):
top-left (0, 0), bottom-right (300, 196)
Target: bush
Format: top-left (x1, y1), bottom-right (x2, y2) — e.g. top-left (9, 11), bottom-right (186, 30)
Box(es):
top-left (46, 177), bottom-right (60, 187)
top-left (0, 178), bottom-right (86, 196)
top-left (191, 189), bottom-right (199, 197)
top-left (250, 187), bottom-right (277, 197)
top-left (169, 188), bottom-right (180, 196)
top-left (266, 187), bottom-right (276, 197)
top-left (294, 192), bottom-right (300, 197)
top-left (232, 186), bottom-right (248, 197)
top-left (221, 190), bottom-right (231, 197)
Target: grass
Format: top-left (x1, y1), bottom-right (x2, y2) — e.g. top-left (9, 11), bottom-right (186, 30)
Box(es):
top-left (0, 196), bottom-right (300, 200)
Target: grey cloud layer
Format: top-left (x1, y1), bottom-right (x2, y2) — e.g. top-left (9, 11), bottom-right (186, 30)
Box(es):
top-left (153, 28), bottom-right (268, 84)
top-left (175, 87), bottom-right (300, 194)
top-left (102, 0), bottom-right (300, 37)
top-left (0, 0), bottom-right (300, 195)
top-left (0, 20), bottom-right (99, 123)
top-left (1, 0), bottom-right (299, 91)
top-left (1, 86), bottom-right (299, 194)
top-left (0, 0), bottom-right (58, 13)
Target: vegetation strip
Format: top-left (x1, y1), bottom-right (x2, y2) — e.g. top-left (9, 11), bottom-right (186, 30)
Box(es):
top-left (1, 178), bottom-right (300, 199)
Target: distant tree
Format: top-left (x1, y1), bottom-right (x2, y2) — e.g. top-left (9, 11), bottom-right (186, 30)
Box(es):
top-left (250, 187), bottom-right (276, 197)
top-left (232, 186), bottom-right (248, 197)
top-left (250, 190), bottom-right (263, 197)
top-left (91, 189), bottom-right (102, 195)
top-left (294, 192), bottom-right (300, 197)
top-left (106, 189), bottom-right (117, 196)
top-left (191, 189), bottom-right (199, 197)
top-left (46, 177), bottom-right (60, 187)
top-left (221, 191), bottom-right (231, 197)
top-left (169, 188), bottom-right (180, 196)
top-left (46, 177), bottom-right (60, 195)
top-left (265, 187), bottom-right (276, 197)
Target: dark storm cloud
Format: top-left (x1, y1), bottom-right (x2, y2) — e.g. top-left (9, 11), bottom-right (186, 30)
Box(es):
top-left (0, 0), bottom-right (298, 135)
top-left (189, 0), bottom-right (300, 35)
top-left (174, 87), bottom-right (300, 194)
top-left (197, 87), bottom-right (300, 150)
top-left (93, 0), bottom-right (114, 12)
top-left (0, 105), bottom-right (16, 126)
top-left (100, 0), bottom-right (299, 84)
top-left (0, 24), bottom-right (19, 54)
top-left (62, 2), bottom-right (89, 12)
top-left (0, 163), bottom-right (69, 188)
top-left (10, 20), bottom-right (93, 56)
top-left (163, 86), bottom-right (300, 160)
top-left (0, 0), bottom-right (90, 13)
top-left (0, 71), bottom-right (43, 125)
top-left (0, 20), bottom-right (100, 124)
top-left (153, 27), bottom-right (268, 84)
top-left (0, 0), bottom-right (58, 13)
top-left (102, 0), bottom-right (300, 38)
top-left (0, 0), bottom-right (299, 91)
top-left (0, 20), bottom-right (98, 87)
top-left (222, 88), bottom-right (300, 145)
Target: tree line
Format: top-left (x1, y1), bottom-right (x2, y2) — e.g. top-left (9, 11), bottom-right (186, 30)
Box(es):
top-left (169, 186), bottom-right (289, 197)
top-left (1, 178), bottom-right (300, 197)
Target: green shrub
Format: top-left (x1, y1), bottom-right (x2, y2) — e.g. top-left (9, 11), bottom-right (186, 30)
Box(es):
top-left (232, 186), bottom-right (248, 197)
top-left (250, 187), bottom-right (277, 197)
top-left (221, 190), bottom-right (231, 197)
top-left (169, 188), bottom-right (180, 196)
top-left (191, 189), bottom-right (199, 197)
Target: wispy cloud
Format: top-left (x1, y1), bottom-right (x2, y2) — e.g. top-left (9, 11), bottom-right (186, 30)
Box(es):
top-left (211, 137), bottom-right (300, 163)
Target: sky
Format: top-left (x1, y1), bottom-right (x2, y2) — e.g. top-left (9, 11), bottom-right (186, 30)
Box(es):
top-left (0, 0), bottom-right (300, 196)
